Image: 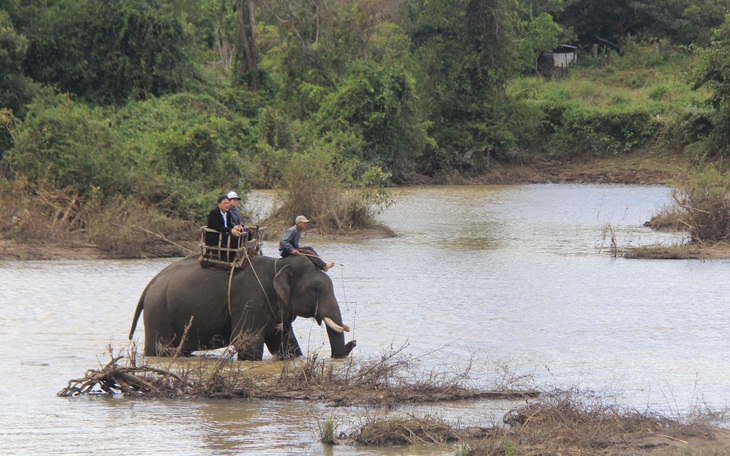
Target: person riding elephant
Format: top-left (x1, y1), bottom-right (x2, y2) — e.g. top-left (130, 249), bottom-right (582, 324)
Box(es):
top-left (279, 215), bottom-right (335, 272)
top-left (206, 195), bottom-right (244, 261)
top-left (226, 190), bottom-right (252, 240)
top-left (128, 253), bottom-right (356, 360)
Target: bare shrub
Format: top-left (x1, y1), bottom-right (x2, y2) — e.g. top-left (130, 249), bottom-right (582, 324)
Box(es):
top-left (60, 343), bottom-right (534, 406)
top-left (272, 346), bottom-right (536, 406)
top-left (457, 388), bottom-right (720, 455)
top-left (671, 165), bottom-right (730, 245)
top-left (85, 195), bottom-right (197, 257)
top-left (0, 179), bottom-right (197, 257)
top-left (0, 178), bottom-right (87, 244)
top-left (502, 390), bottom-right (673, 447)
top-left (60, 346), bottom-right (730, 453)
top-left (58, 344), bottom-right (192, 398)
top-left (271, 142), bottom-right (393, 234)
top-left (644, 165), bottom-right (730, 245)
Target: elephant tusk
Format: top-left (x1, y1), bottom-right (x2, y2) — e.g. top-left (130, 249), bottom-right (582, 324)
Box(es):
top-left (323, 317), bottom-right (349, 333)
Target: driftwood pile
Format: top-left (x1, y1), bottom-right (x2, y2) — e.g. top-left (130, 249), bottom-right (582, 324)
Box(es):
top-left (58, 355), bottom-right (189, 397)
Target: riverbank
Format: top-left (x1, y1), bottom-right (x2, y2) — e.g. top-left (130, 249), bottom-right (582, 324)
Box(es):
top-left (427, 148), bottom-right (691, 186)
top-left (0, 150), bottom-right (724, 261)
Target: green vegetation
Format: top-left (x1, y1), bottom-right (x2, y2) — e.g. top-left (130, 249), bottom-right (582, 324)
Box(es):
top-left (3, 0), bottom-right (730, 255)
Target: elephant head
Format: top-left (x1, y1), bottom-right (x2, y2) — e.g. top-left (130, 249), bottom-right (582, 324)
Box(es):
top-left (273, 257), bottom-right (357, 358)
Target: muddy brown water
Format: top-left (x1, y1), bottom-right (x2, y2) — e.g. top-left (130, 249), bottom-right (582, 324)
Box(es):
top-left (1, 184), bottom-right (728, 455)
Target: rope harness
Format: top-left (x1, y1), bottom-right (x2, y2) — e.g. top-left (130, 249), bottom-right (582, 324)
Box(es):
top-left (225, 251), bottom-right (279, 320)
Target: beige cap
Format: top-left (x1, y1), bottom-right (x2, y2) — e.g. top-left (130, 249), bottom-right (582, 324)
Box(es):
top-left (295, 215), bottom-right (310, 224)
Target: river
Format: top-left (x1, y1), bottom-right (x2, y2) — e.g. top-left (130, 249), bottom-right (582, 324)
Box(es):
top-left (1, 184), bottom-right (728, 455)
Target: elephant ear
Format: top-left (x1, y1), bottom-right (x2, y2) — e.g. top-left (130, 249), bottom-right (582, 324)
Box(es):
top-left (273, 264), bottom-right (294, 310)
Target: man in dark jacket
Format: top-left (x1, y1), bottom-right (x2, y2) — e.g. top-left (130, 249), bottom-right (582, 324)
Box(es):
top-left (206, 195), bottom-right (244, 261)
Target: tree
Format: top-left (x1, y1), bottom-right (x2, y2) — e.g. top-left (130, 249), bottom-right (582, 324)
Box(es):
top-left (234, 0), bottom-right (260, 90)
top-left (20, 0), bottom-right (195, 104)
top-left (635, 0), bottom-right (730, 46)
top-left (407, 0), bottom-right (520, 174)
top-left (2, 90), bottom-right (134, 196)
top-left (0, 9), bottom-right (31, 156)
top-left (557, 0), bottom-right (730, 49)
top-left (557, 0), bottom-right (640, 49)
top-left (693, 16), bottom-right (730, 155)
top-left (0, 9), bottom-right (31, 115)
top-left (515, 12), bottom-right (564, 76)
top-left (314, 61), bottom-right (430, 176)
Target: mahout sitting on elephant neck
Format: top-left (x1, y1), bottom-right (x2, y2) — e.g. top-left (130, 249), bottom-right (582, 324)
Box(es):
top-left (279, 216), bottom-right (335, 272)
top-left (128, 254), bottom-right (356, 360)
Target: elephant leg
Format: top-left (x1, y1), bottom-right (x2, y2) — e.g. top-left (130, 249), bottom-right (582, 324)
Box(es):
top-left (145, 334), bottom-right (193, 357)
top-left (144, 329), bottom-right (177, 357)
top-left (232, 330), bottom-right (266, 361)
top-left (144, 340), bottom-right (158, 357)
top-left (265, 326), bottom-right (303, 359)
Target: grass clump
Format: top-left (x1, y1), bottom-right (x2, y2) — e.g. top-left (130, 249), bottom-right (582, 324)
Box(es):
top-left (624, 244), bottom-right (694, 259)
top-left (459, 389), bottom-right (730, 455)
top-left (319, 418), bottom-right (337, 444)
top-left (349, 414), bottom-right (461, 446)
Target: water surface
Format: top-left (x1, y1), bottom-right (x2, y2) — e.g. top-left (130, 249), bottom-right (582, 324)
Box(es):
top-left (1, 184), bottom-right (727, 455)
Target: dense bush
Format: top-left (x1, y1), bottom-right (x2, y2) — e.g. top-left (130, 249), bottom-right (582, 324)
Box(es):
top-left (545, 107), bottom-right (661, 158)
top-left (661, 106), bottom-right (715, 154)
top-left (314, 61), bottom-right (430, 176)
top-left (2, 90), bottom-right (138, 196)
top-left (112, 92), bottom-right (257, 220)
top-left (0, 9), bottom-right (32, 119)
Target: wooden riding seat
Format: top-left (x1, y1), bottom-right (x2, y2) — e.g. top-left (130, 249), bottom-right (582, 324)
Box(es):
top-left (199, 225), bottom-right (265, 269)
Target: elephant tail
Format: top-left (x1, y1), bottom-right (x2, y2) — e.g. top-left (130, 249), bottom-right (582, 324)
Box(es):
top-left (128, 285), bottom-right (149, 340)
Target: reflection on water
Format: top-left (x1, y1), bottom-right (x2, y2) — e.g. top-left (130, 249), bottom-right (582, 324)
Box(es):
top-left (0, 184), bottom-right (728, 455)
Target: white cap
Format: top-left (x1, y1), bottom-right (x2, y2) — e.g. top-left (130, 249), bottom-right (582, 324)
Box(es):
top-left (295, 215), bottom-right (310, 224)
top-left (226, 191), bottom-right (240, 200)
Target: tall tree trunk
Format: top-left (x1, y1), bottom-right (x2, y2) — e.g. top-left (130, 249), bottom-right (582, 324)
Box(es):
top-left (237, 0), bottom-right (259, 91)
top-left (465, 0), bottom-right (504, 89)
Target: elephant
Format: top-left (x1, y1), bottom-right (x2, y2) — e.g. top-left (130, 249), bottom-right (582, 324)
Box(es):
top-left (128, 253), bottom-right (356, 360)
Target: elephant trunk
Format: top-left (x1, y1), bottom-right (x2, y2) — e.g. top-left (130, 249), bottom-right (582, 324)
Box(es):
top-left (318, 310), bottom-right (356, 358)
top-left (326, 326), bottom-right (357, 358)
